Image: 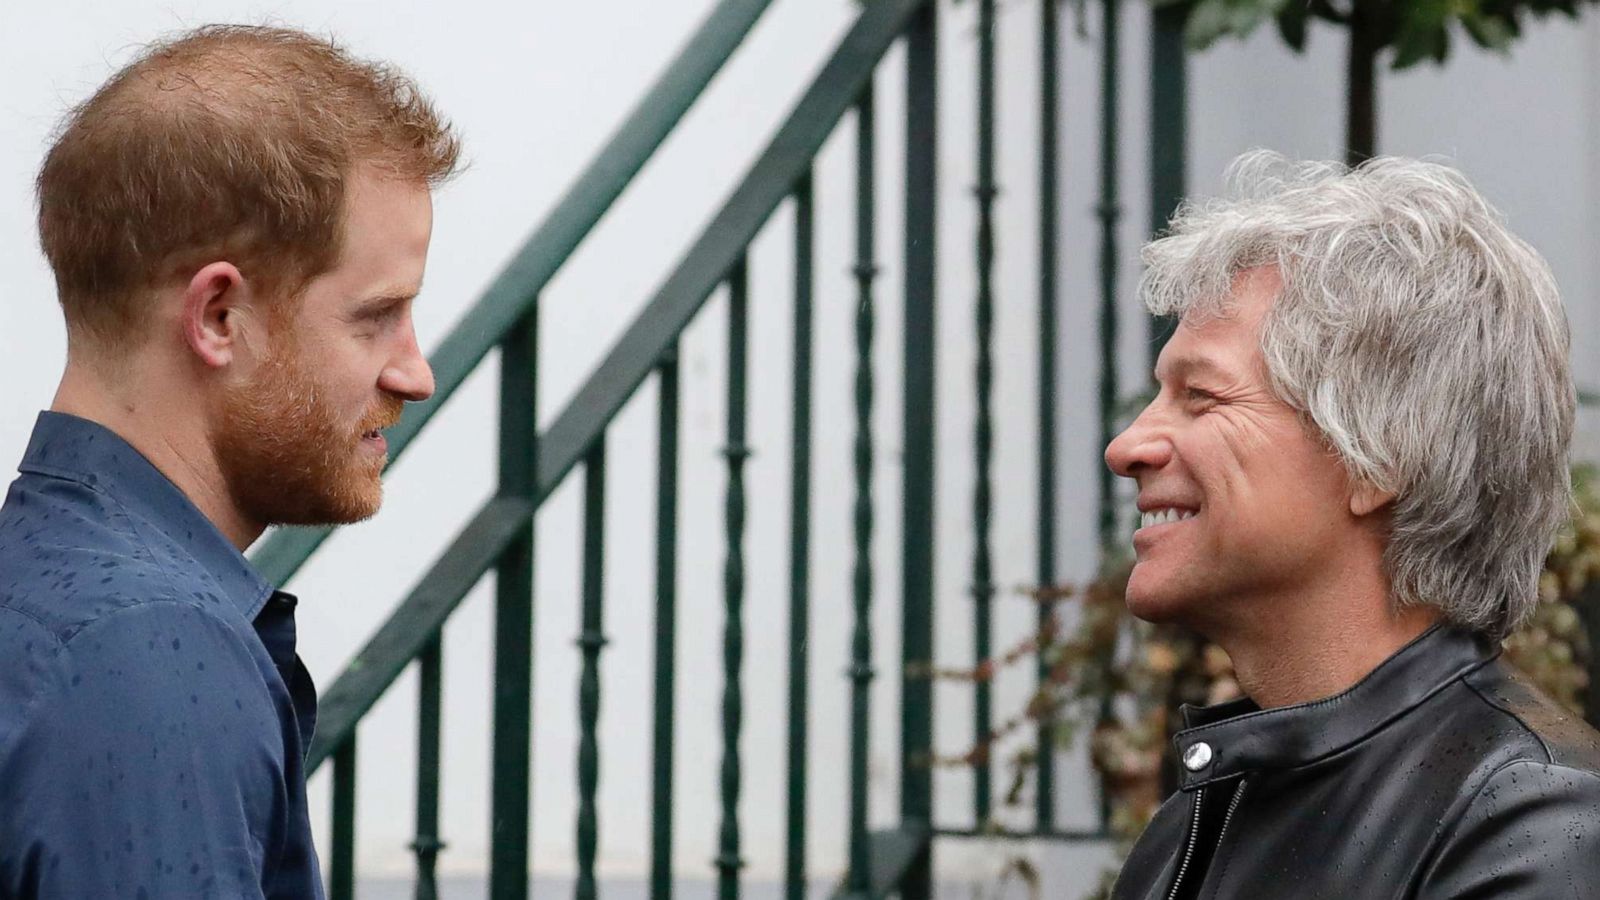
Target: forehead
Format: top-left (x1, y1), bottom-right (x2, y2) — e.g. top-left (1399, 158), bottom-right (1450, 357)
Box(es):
top-left (1154, 266), bottom-right (1279, 382)
top-left (309, 172), bottom-right (434, 305)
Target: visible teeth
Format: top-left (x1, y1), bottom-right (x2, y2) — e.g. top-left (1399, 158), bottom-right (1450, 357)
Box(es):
top-left (1139, 507), bottom-right (1196, 529)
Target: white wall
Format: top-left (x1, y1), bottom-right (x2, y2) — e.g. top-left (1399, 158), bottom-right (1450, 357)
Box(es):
top-left (4, 0), bottom-right (1599, 894)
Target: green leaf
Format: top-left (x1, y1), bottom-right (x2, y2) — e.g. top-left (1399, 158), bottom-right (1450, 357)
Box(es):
top-left (1277, 0), bottom-right (1311, 49)
top-left (1229, 0), bottom-right (1275, 33)
top-left (1181, 0), bottom-right (1282, 46)
top-left (1391, 0), bottom-right (1453, 67)
top-left (1390, 27), bottom-right (1440, 66)
top-left (1462, 11), bottom-right (1516, 47)
top-left (1165, 0), bottom-right (1597, 64)
top-left (1304, 0), bottom-right (1350, 24)
top-left (1184, 0), bottom-right (1241, 48)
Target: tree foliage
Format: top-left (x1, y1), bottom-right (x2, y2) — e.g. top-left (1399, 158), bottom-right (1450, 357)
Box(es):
top-left (1155, 0), bottom-right (1598, 68)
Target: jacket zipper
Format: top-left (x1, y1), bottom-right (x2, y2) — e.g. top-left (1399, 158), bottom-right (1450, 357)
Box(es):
top-left (1215, 781), bottom-right (1247, 846)
top-left (1165, 780), bottom-right (1248, 900)
top-left (1165, 789), bottom-right (1205, 900)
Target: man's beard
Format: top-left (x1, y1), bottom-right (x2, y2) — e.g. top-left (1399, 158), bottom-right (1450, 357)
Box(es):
top-left (213, 338), bottom-right (403, 528)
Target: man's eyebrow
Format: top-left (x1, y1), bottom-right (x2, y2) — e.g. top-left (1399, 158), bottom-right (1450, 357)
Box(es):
top-left (1156, 354), bottom-right (1232, 382)
top-left (351, 289), bottom-right (419, 315)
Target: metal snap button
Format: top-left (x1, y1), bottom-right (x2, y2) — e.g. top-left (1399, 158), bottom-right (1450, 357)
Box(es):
top-left (1182, 741), bottom-right (1214, 771)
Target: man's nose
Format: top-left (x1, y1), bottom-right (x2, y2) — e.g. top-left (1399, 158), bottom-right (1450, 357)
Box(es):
top-left (1104, 405), bottom-right (1171, 478)
top-left (379, 328), bottom-right (435, 402)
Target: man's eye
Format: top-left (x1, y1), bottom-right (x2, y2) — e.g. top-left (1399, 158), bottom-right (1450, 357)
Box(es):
top-left (357, 305), bottom-right (404, 331)
top-left (1186, 388), bottom-right (1217, 404)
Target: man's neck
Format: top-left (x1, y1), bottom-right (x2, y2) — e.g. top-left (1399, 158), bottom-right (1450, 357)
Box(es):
top-left (51, 362), bottom-right (265, 551)
top-left (1209, 577), bottom-right (1442, 710)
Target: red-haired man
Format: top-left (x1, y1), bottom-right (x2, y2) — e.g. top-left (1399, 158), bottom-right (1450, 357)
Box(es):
top-left (0, 25), bottom-right (459, 897)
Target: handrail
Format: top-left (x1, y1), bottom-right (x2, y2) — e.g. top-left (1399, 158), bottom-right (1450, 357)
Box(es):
top-left (305, 496), bottom-right (532, 770)
top-left (249, 0), bottom-right (777, 586)
top-left (302, 0), bottom-right (931, 777)
top-left (529, 0), bottom-right (926, 505)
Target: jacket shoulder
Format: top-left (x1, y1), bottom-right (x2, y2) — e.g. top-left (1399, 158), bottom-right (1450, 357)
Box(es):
top-left (1461, 658), bottom-right (1600, 773)
top-left (1415, 750), bottom-right (1600, 896)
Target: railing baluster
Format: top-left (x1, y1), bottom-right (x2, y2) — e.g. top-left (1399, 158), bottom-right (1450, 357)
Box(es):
top-left (577, 439), bottom-right (609, 900)
top-left (1096, 0), bottom-right (1124, 837)
top-left (651, 347), bottom-right (681, 900)
top-left (717, 257), bottom-right (751, 900)
top-left (412, 637), bottom-right (446, 900)
top-left (846, 84), bottom-right (879, 899)
top-left (971, 0), bottom-right (999, 829)
top-left (1097, 0), bottom-right (1122, 555)
top-left (900, 3), bottom-right (939, 898)
top-left (492, 307), bottom-right (539, 900)
top-left (330, 736), bottom-right (357, 900)
top-left (1149, 0), bottom-right (1187, 357)
top-left (1035, 0), bottom-right (1061, 836)
top-left (785, 172), bottom-right (815, 900)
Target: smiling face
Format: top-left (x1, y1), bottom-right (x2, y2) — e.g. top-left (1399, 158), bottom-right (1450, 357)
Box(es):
top-left (1104, 267), bottom-right (1365, 630)
top-left (213, 169), bottom-right (436, 527)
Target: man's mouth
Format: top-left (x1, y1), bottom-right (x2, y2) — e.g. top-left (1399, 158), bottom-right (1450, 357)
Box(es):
top-left (358, 413), bottom-right (401, 443)
top-left (358, 400), bottom-right (404, 452)
top-left (359, 428), bottom-right (390, 458)
top-left (1137, 507), bottom-right (1197, 530)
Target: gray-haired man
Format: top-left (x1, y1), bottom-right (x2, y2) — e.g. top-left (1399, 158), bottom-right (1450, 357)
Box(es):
top-left (1105, 153), bottom-right (1600, 899)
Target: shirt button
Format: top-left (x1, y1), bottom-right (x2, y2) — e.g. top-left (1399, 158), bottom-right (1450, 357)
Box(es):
top-left (1183, 741), bottom-right (1214, 771)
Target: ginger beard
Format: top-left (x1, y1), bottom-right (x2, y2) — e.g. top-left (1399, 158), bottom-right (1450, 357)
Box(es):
top-left (213, 328), bottom-right (403, 527)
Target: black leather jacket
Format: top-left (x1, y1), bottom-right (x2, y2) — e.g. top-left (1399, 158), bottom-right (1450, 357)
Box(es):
top-left (1111, 624), bottom-right (1600, 899)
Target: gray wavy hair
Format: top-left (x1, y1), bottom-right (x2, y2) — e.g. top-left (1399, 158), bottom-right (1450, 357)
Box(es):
top-left (1142, 151), bottom-right (1574, 638)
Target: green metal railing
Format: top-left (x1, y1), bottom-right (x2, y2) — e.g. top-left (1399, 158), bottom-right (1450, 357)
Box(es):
top-left (718, 254), bottom-right (751, 900)
top-left (970, 0), bottom-right (998, 830)
top-left (789, 168), bottom-right (816, 900)
top-left (897, 9), bottom-right (938, 893)
top-left (1035, 0), bottom-right (1062, 835)
top-left (1096, 0), bottom-right (1122, 556)
top-left (652, 340), bottom-right (681, 900)
top-left (844, 84), bottom-right (876, 900)
top-left (250, 0), bottom-right (1191, 896)
top-left (576, 437), bottom-right (606, 900)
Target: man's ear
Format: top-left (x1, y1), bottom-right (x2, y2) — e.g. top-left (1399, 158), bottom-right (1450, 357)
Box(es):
top-left (180, 262), bottom-right (251, 369)
top-left (1350, 479), bottom-right (1397, 517)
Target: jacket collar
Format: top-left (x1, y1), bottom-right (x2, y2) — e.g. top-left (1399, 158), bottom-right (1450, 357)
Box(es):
top-left (18, 411), bottom-right (276, 620)
top-left (1172, 623), bottom-right (1499, 791)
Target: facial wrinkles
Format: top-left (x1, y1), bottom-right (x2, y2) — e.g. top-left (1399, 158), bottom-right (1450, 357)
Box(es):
top-left (1207, 389), bottom-right (1284, 490)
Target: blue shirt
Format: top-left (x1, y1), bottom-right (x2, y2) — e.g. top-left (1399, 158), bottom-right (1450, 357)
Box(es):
top-left (0, 412), bottom-right (323, 898)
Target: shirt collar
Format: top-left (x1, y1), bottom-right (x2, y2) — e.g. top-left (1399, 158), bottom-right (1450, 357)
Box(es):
top-left (18, 411), bottom-right (276, 620)
top-left (1171, 623), bottom-right (1499, 790)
